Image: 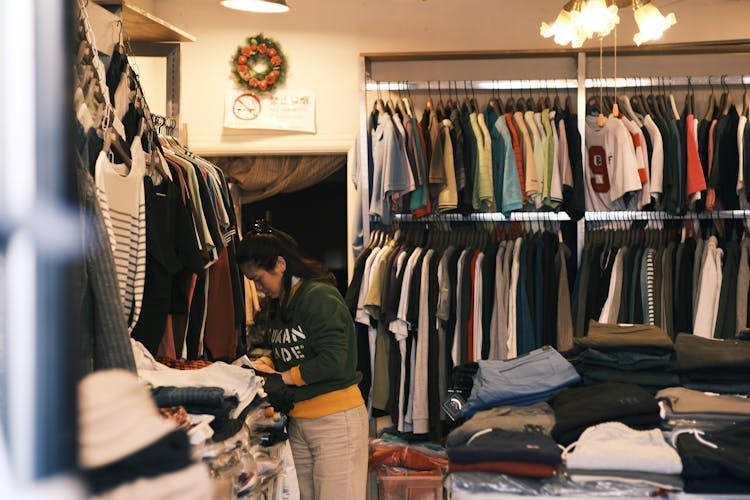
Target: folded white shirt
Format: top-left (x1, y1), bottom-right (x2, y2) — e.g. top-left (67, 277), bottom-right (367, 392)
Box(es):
top-left (565, 421), bottom-right (682, 474)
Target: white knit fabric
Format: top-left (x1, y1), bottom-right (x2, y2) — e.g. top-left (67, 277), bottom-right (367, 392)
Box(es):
top-left (94, 138), bottom-right (147, 333)
top-left (565, 422), bottom-right (682, 474)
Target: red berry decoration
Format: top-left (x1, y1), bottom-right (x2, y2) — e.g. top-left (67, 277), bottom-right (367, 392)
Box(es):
top-left (231, 34), bottom-right (287, 94)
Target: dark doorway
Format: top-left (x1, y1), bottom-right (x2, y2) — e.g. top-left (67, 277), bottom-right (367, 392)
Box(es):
top-left (241, 165), bottom-right (348, 294)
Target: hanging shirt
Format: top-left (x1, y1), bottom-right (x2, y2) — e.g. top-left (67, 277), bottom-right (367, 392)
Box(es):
top-left (437, 119), bottom-right (459, 211)
top-left (472, 252), bottom-right (485, 361)
top-left (584, 115), bottom-right (642, 211)
top-left (371, 114), bottom-right (413, 225)
top-left (694, 236), bottom-right (723, 338)
top-left (412, 249), bottom-right (434, 435)
top-left (495, 115), bottom-right (524, 214)
top-left (514, 111), bottom-right (539, 202)
top-left (685, 114), bottom-right (707, 203)
top-left (643, 115), bottom-right (665, 204)
top-left (621, 115), bottom-right (651, 209)
top-left (525, 110), bottom-right (545, 206)
top-left (505, 113), bottom-right (527, 204)
top-left (95, 138), bottom-right (147, 334)
top-left (547, 110), bottom-right (564, 207)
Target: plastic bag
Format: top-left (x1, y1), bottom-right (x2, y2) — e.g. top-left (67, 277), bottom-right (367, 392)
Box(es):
top-left (369, 439), bottom-right (448, 472)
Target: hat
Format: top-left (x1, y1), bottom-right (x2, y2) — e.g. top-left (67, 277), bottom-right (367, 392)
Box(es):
top-left (78, 369), bottom-right (177, 469)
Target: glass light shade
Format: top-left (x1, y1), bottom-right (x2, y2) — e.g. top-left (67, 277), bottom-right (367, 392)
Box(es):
top-left (540, 9), bottom-right (588, 48)
top-left (573, 0), bottom-right (619, 38)
top-left (220, 0), bottom-right (290, 13)
top-left (632, 3), bottom-right (676, 45)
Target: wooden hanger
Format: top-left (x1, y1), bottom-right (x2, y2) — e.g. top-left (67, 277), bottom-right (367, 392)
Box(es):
top-left (426, 80), bottom-right (435, 112)
top-left (704, 76), bottom-right (717, 121)
top-left (720, 75), bottom-right (733, 116)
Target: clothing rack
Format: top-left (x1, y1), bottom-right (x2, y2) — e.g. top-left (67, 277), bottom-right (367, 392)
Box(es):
top-left (366, 75), bottom-right (750, 93)
top-left (366, 79), bottom-right (578, 91)
top-left (585, 210), bottom-right (750, 221)
top-left (392, 212), bottom-right (572, 222)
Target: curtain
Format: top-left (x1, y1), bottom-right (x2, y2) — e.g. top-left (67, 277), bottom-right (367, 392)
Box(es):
top-left (209, 155), bottom-right (346, 204)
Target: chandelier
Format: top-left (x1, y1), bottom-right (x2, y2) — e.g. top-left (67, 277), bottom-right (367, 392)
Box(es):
top-left (541, 0), bottom-right (676, 48)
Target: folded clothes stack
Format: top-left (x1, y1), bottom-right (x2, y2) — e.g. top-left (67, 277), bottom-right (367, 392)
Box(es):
top-left (571, 321), bottom-right (678, 393)
top-left (564, 422), bottom-right (683, 490)
top-left (550, 381), bottom-right (661, 446)
top-left (673, 334), bottom-right (750, 393)
top-left (447, 428), bottom-right (562, 478)
top-left (78, 370), bottom-right (214, 500)
top-left (656, 387), bottom-right (750, 429)
top-left (674, 420), bottom-right (750, 493)
top-left (462, 346), bottom-right (580, 419)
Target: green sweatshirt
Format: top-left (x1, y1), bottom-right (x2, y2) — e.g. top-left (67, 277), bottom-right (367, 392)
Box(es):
top-left (262, 280), bottom-right (363, 418)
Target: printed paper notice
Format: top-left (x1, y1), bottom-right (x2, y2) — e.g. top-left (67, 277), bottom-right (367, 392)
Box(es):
top-left (224, 89), bottom-right (316, 133)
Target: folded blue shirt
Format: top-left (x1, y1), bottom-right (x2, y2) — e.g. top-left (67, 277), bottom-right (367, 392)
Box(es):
top-left (463, 346), bottom-right (580, 418)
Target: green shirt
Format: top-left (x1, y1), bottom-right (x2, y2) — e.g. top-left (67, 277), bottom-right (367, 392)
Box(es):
top-left (267, 280), bottom-right (362, 403)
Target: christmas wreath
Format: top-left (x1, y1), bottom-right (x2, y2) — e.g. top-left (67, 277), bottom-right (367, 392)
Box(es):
top-left (231, 34), bottom-right (287, 93)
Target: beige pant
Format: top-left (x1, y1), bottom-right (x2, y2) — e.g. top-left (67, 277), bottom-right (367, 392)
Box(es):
top-left (287, 405), bottom-right (368, 500)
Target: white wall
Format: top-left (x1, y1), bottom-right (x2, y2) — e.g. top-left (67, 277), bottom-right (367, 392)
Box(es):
top-left (151, 0), bottom-right (750, 155)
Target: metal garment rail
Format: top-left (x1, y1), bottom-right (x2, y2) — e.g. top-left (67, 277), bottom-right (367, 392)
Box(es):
top-left (585, 210), bottom-right (750, 221)
top-left (391, 212), bottom-right (572, 222)
top-left (365, 75), bottom-right (750, 92)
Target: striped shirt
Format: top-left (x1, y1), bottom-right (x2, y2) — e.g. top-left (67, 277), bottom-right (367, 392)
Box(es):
top-left (94, 139), bottom-right (147, 333)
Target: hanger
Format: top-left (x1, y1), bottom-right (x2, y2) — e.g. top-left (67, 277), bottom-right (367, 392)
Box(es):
top-left (553, 82), bottom-right (562, 114)
top-left (426, 80), bottom-right (435, 112)
top-left (436, 80), bottom-right (447, 119)
top-left (684, 76), bottom-right (694, 116)
top-left (488, 80), bottom-right (502, 117)
top-left (543, 79), bottom-right (552, 110)
top-left (720, 75), bottom-right (733, 116)
top-left (667, 77), bottom-right (680, 120)
top-left (516, 81), bottom-right (527, 112)
top-left (506, 82), bottom-right (516, 113)
top-left (400, 81), bottom-right (414, 119)
top-left (586, 81), bottom-right (601, 117)
top-left (373, 82), bottom-right (386, 114)
top-left (655, 77), bottom-right (670, 121)
top-left (469, 81), bottom-right (479, 113)
top-left (461, 81), bottom-right (473, 113)
top-left (526, 81), bottom-right (537, 113)
top-left (446, 81), bottom-right (456, 112)
top-left (704, 75), bottom-right (717, 121)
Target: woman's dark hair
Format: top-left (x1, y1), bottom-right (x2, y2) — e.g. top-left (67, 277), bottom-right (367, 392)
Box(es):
top-left (237, 220), bottom-right (336, 320)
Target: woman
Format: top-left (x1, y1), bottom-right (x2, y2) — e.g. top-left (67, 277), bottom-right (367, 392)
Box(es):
top-left (237, 220), bottom-right (368, 500)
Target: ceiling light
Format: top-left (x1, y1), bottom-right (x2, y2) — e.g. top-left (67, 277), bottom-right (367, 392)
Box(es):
top-left (573, 0), bottom-right (620, 38)
top-left (540, 0), bottom-right (676, 48)
top-left (540, 8), bottom-right (588, 48)
top-left (632, 0), bottom-right (676, 46)
top-left (220, 0), bottom-right (290, 13)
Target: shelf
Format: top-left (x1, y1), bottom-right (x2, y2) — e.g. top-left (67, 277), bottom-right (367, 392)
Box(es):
top-left (93, 1), bottom-right (196, 43)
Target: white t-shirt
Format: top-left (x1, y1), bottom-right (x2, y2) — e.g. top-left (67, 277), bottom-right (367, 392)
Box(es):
top-left (584, 115), bottom-right (642, 211)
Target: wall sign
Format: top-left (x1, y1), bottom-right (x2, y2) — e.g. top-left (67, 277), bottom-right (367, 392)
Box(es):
top-left (223, 89), bottom-right (316, 133)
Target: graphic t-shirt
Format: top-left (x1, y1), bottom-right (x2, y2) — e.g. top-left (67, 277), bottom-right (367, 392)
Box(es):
top-left (584, 115), bottom-right (642, 211)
